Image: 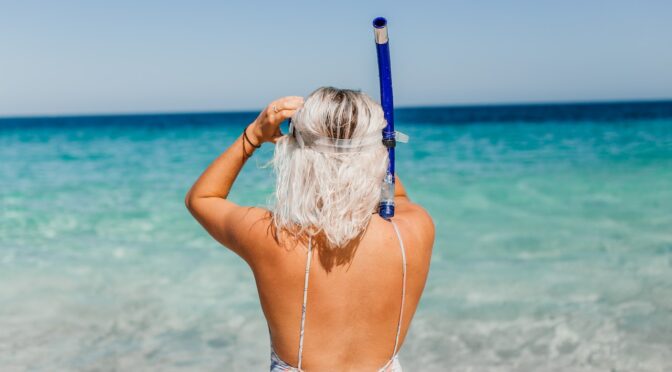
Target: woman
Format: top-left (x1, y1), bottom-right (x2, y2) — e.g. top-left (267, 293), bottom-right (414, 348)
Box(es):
top-left (186, 87), bottom-right (434, 371)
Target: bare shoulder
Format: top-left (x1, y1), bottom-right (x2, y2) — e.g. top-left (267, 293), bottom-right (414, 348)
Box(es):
top-left (391, 200), bottom-right (435, 260)
top-left (188, 199), bottom-right (280, 267)
top-left (395, 199), bottom-right (435, 233)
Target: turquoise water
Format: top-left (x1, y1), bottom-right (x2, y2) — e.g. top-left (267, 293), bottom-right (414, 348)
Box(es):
top-left (2, 102), bottom-right (672, 371)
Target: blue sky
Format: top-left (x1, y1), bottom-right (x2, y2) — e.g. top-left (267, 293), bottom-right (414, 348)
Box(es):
top-left (1, 0), bottom-right (670, 116)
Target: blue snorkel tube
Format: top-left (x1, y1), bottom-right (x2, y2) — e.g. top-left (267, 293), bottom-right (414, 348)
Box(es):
top-left (373, 17), bottom-right (396, 219)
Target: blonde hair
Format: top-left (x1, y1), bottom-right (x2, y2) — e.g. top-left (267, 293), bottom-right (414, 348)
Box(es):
top-left (271, 87), bottom-right (388, 249)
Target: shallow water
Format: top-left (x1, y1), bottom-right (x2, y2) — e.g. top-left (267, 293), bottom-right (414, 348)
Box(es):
top-left (1, 102), bottom-right (672, 371)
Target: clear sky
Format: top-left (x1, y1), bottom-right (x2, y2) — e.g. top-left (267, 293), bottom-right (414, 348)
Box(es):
top-left (1, 0), bottom-right (671, 117)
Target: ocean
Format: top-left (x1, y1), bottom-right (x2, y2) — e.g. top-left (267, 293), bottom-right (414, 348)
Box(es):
top-left (1, 101), bottom-right (671, 371)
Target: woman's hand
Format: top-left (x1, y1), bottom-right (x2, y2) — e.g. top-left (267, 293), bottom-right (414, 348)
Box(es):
top-left (248, 96), bottom-right (304, 144)
top-left (186, 96), bottom-right (302, 264)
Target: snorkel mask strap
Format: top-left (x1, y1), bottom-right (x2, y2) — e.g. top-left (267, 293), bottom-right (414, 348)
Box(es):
top-left (288, 118), bottom-right (408, 153)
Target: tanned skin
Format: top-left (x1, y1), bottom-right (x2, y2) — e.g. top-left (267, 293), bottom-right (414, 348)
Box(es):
top-left (186, 96), bottom-right (435, 371)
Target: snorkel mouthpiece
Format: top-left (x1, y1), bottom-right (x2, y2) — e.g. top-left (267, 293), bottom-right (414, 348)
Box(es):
top-left (373, 16), bottom-right (396, 219)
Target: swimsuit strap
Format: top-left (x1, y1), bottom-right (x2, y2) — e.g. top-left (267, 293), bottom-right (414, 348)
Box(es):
top-left (390, 220), bottom-right (407, 358)
top-left (295, 223), bottom-right (407, 370)
top-left (297, 236), bottom-right (313, 371)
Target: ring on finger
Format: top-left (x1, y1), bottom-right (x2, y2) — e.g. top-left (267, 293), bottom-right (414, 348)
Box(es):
top-left (272, 105), bottom-right (279, 113)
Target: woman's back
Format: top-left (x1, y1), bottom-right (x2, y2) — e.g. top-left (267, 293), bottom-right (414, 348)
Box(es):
top-left (185, 89), bottom-right (435, 371)
top-left (253, 208), bottom-right (434, 371)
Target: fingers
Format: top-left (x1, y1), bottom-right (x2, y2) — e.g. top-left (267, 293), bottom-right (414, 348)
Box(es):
top-left (268, 96), bottom-right (304, 114)
top-left (266, 96), bottom-right (304, 126)
top-left (267, 111), bottom-right (294, 129)
top-left (278, 96), bottom-right (304, 110)
top-left (276, 108), bottom-right (297, 120)
top-left (271, 128), bottom-right (283, 144)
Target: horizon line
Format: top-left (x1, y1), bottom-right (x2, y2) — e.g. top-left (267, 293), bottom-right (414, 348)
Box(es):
top-left (1, 97), bottom-right (671, 120)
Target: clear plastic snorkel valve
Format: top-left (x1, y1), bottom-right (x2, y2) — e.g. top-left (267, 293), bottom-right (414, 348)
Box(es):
top-left (373, 16), bottom-right (397, 219)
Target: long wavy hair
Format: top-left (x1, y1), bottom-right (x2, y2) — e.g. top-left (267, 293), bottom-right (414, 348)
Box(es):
top-left (271, 87), bottom-right (388, 249)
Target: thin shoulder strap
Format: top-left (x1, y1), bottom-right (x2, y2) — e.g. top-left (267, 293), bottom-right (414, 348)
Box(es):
top-left (297, 236), bottom-right (313, 371)
top-left (390, 220), bottom-right (407, 357)
top-left (295, 227), bottom-right (406, 369)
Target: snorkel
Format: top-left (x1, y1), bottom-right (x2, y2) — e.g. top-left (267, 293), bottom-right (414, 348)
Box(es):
top-left (373, 17), bottom-right (396, 219)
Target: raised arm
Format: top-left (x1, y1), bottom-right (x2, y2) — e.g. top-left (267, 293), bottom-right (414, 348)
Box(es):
top-left (395, 176), bottom-right (409, 200)
top-left (393, 174), bottom-right (435, 250)
top-left (185, 96), bottom-right (304, 263)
